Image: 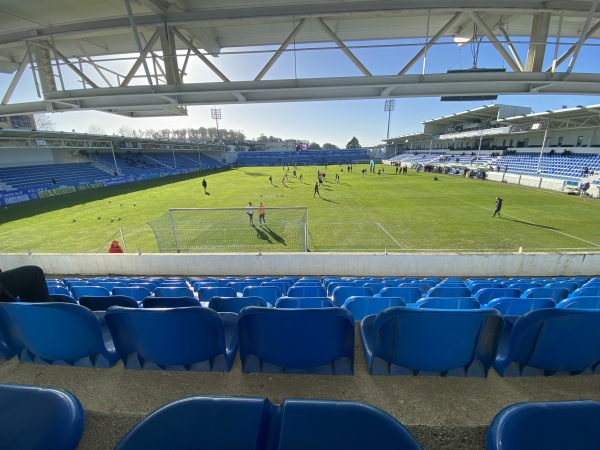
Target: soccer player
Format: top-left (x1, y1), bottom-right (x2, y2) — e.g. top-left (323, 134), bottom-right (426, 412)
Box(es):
top-left (258, 202), bottom-right (266, 225)
top-left (314, 181), bottom-right (320, 197)
top-left (246, 202), bottom-right (254, 225)
top-left (492, 197), bottom-right (503, 218)
top-left (202, 178), bottom-right (207, 193)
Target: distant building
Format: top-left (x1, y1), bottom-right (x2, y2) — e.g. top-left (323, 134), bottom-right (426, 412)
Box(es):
top-left (0, 115), bottom-right (35, 130)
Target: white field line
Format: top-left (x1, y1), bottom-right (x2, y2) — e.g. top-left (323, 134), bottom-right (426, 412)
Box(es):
top-left (377, 222), bottom-right (404, 249)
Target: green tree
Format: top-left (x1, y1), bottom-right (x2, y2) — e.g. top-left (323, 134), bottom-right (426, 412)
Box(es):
top-left (346, 136), bottom-right (361, 149)
top-left (308, 142), bottom-right (321, 150)
top-left (322, 142), bottom-right (339, 149)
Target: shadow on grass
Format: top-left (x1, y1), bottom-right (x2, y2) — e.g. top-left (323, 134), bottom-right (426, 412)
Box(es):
top-left (256, 227), bottom-right (272, 243)
top-left (263, 226), bottom-right (286, 246)
top-left (501, 217), bottom-right (560, 231)
top-left (319, 197), bottom-right (339, 204)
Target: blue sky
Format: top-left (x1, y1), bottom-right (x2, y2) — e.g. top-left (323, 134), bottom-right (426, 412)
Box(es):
top-left (1, 37), bottom-right (599, 148)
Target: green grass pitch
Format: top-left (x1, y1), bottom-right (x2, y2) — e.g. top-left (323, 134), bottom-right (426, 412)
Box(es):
top-left (1, 164), bottom-right (599, 253)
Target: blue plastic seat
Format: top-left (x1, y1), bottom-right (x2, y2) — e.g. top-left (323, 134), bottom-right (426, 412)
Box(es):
top-left (112, 286), bottom-right (152, 302)
top-left (494, 309), bottom-right (600, 376)
top-left (326, 281), bottom-right (356, 297)
top-left (557, 296), bottom-right (600, 309)
top-left (79, 295), bottom-right (139, 310)
top-left (521, 287), bottom-right (570, 302)
top-left (571, 286), bottom-right (600, 297)
top-left (128, 282), bottom-right (158, 293)
top-left (342, 296), bottom-right (405, 321)
top-left (49, 294), bottom-right (79, 304)
top-left (545, 281), bottom-right (579, 294)
top-left (382, 286), bottom-right (422, 304)
top-left (275, 297), bottom-right (336, 308)
top-left (153, 286), bottom-right (194, 298)
top-left (414, 297), bottom-right (480, 309)
top-left (208, 296), bottom-right (269, 313)
top-left (475, 288), bottom-right (521, 303)
top-left (506, 282), bottom-right (542, 291)
top-left (226, 281), bottom-right (254, 294)
top-left (486, 297), bottom-right (555, 315)
top-left (192, 281), bottom-right (222, 291)
top-left (0, 383), bottom-right (85, 449)
top-left (105, 306), bottom-right (238, 371)
top-left (238, 307), bottom-right (354, 374)
top-left (287, 285), bottom-right (327, 298)
top-left (97, 281), bottom-right (127, 291)
top-left (242, 286), bottom-right (283, 305)
top-left (47, 285), bottom-right (71, 296)
top-left (70, 285), bottom-right (111, 301)
top-left (486, 400), bottom-right (600, 450)
top-left (363, 282), bottom-right (388, 295)
top-left (198, 287), bottom-right (238, 302)
top-left (142, 296), bottom-right (200, 308)
top-left (425, 286), bottom-right (472, 298)
top-left (360, 307), bottom-right (502, 376)
top-left (0, 302), bottom-right (118, 367)
top-left (115, 396), bottom-right (423, 450)
top-left (332, 286), bottom-right (373, 306)
top-left (468, 282), bottom-right (504, 295)
top-left (400, 281), bottom-right (435, 295)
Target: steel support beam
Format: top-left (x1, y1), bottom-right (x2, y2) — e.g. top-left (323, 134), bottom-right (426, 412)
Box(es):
top-left (525, 13), bottom-right (550, 72)
top-left (124, 0), bottom-right (155, 87)
top-left (171, 27), bottom-right (230, 82)
top-left (545, 19), bottom-right (600, 72)
top-left (316, 18), bottom-right (372, 77)
top-left (121, 30), bottom-right (160, 87)
top-left (498, 26), bottom-right (525, 72)
top-left (398, 12), bottom-right (464, 75)
top-left (566, 0), bottom-right (599, 74)
top-left (255, 18), bottom-right (306, 81)
top-left (1, 55), bottom-right (28, 105)
top-left (159, 23), bottom-right (181, 85)
top-left (469, 12), bottom-right (522, 72)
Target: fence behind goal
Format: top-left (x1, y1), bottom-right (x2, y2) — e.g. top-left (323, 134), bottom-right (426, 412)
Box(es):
top-left (148, 207), bottom-right (308, 253)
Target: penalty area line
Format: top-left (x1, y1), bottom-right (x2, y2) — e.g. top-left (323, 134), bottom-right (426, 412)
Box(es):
top-left (377, 223), bottom-right (404, 249)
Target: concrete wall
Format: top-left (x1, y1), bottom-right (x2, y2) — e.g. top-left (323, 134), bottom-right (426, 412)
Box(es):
top-left (1, 252), bottom-right (597, 277)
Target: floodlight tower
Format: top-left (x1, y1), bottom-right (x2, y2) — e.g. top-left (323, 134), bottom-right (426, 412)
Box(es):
top-left (384, 99), bottom-right (395, 141)
top-left (211, 107), bottom-right (222, 142)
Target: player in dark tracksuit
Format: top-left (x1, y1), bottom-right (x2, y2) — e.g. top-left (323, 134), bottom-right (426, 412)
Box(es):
top-left (492, 197), bottom-right (503, 218)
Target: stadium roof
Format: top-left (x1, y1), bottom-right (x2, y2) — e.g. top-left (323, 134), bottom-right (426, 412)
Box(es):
top-left (422, 104), bottom-right (534, 126)
top-left (2, 1), bottom-right (600, 117)
top-left (498, 104), bottom-right (600, 128)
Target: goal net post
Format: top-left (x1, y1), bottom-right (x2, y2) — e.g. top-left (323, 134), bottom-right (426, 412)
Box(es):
top-left (148, 207), bottom-right (308, 253)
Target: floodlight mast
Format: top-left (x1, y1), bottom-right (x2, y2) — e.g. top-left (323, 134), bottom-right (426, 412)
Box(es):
top-left (211, 107), bottom-right (222, 142)
top-left (384, 99), bottom-right (395, 141)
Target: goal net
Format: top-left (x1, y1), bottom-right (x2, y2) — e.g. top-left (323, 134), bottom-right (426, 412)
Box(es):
top-left (148, 207), bottom-right (308, 253)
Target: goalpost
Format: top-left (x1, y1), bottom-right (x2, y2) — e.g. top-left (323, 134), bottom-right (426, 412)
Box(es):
top-left (148, 207), bottom-right (308, 253)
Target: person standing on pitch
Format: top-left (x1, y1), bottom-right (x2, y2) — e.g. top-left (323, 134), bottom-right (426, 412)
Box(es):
top-left (314, 181), bottom-right (320, 197)
top-left (202, 178), bottom-right (207, 193)
top-left (492, 196), bottom-right (503, 218)
top-left (258, 202), bottom-right (266, 225)
top-left (246, 201), bottom-right (255, 225)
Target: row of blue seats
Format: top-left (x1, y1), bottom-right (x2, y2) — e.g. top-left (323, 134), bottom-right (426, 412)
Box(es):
top-left (1, 303), bottom-right (599, 376)
top-left (2, 383), bottom-right (598, 450)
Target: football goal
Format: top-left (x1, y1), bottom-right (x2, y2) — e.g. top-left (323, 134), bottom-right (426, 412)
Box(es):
top-left (148, 207), bottom-right (308, 253)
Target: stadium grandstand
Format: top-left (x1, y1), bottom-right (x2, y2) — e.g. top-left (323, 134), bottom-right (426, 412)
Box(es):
top-left (2, 1), bottom-right (600, 449)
